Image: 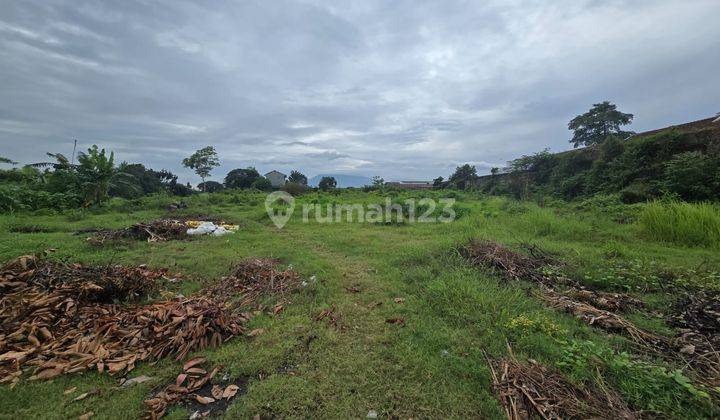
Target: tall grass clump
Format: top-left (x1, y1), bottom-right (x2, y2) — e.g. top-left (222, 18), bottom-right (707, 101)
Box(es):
top-left (639, 201), bottom-right (720, 248)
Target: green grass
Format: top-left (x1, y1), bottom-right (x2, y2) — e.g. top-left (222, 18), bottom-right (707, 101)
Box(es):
top-left (639, 201), bottom-right (720, 248)
top-left (1, 191), bottom-right (719, 418)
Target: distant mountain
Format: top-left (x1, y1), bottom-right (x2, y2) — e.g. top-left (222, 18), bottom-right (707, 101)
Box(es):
top-left (308, 174), bottom-right (373, 188)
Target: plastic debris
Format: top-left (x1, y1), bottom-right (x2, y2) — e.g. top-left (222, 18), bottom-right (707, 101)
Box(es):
top-left (186, 221), bottom-right (238, 236)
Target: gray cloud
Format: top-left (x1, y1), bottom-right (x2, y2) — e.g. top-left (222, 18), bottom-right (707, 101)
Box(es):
top-left (1, 0), bottom-right (718, 184)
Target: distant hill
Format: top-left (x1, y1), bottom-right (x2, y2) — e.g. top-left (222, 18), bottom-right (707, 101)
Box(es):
top-left (308, 174), bottom-right (372, 188)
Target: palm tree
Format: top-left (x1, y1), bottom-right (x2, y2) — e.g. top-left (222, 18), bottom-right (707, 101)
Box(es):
top-left (0, 156), bottom-right (17, 165)
top-left (77, 145), bottom-right (137, 205)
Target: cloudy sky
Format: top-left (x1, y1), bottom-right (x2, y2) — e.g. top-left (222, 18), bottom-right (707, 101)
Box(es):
top-left (1, 0), bottom-right (718, 183)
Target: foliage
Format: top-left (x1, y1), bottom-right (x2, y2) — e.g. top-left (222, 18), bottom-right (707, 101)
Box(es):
top-left (288, 170), bottom-right (308, 186)
top-left (497, 124), bottom-right (720, 203)
top-left (225, 167), bottom-right (261, 189)
top-left (568, 101), bottom-right (634, 148)
top-left (371, 176), bottom-right (384, 187)
top-left (318, 176), bottom-right (337, 191)
top-left (663, 151), bottom-right (720, 201)
top-left (182, 146), bottom-right (220, 190)
top-left (282, 182), bottom-right (309, 196)
top-left (448, 164), bottom-right (477, 189)
top-left (28, 152), bottom-right (74, 171)
top-left (77, 145), bottom-right (137, 205)
top-left (432, 176), bottom-right (445, 189)
top-left (639, 201), bottom-right (720, 248)
top-left (197, 180), bottom-right (224, 193)
top-left (556, 340), bottom-right (712, 417)
top-left (0, 156), bottom-right (17, 165)
top-left (251, 177), bottom-right (272, 191)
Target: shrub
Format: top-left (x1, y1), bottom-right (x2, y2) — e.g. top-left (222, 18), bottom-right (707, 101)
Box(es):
top-left (619, 183), bottom-right (651, 204)
top-left (663, 151), bottom-right (720, 201)
top-left (282, 182), bottom-right (309, 196)
top-left (251, 177), bottom-right (273, 191)
top-left (639, 201), bottom-right (720, 248)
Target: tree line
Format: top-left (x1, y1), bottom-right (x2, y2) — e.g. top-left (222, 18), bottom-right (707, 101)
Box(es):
top-left (0, 145), bottom-right (345, 212)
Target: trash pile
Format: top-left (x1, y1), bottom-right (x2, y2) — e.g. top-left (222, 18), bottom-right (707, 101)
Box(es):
top-left (186, 221), bottom-right (238, 237)
top-left (0, 255), bottom-right (299, 386)
top-left (87, 219), bottom-right (239, 244)
top-left (485, 345), bottom-right (637, 420)
top-left (144, 357), bottom-right (243, 419)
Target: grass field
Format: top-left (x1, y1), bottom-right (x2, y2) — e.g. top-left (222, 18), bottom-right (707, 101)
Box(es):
top-left (1, 190), bottom-right (719, 419)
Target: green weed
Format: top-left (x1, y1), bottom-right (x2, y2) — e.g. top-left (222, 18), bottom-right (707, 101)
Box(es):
top-left (639, 201), bottom-right (720, 248)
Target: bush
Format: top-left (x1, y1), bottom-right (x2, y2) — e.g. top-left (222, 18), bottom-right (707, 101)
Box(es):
top-left (639, 201), bottom-right (720, 248)
top-left (663, 151), bottom-right (720, 201)
top-left (251, 177), bottom-right (273, 191)
top-left (619, 183), bottom-right (652, 204)
top-left (282, 182), bottom-right (309, 196)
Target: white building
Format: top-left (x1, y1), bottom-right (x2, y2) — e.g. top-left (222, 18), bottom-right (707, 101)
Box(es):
top-left (264, 170), bottom-right (287, 187)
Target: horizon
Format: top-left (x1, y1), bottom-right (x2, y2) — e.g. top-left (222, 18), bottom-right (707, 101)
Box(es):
top-left (1, 1), bottom-right (719, 185)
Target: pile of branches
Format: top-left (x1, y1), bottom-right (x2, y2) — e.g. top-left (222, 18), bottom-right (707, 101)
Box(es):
top-left (540, 289), bottom-right (664, 346)
top-left (672, 291), bottom-right (720, 337)
top-left (462, 240), bottom-right (564, 285)
top-left (669, 291), bottom-right (720, 388)
top-left (562, 288), bottom-right (644, 313)
top-left (465, 240), bottom-right (720, 399)
top-left (207, 258), bottom-right (302, 306)
top-left (486, 345), bottom-right (636, 420)
top-left (144, 357), bottom-right (242, 419)
top-left (0, 255), bottom-right (305, 385)
top-left (88, 219), bottom-right (190, 244)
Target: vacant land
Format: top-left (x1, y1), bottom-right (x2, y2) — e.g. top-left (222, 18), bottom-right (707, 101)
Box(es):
top-left (1, 190), bottom-right (719, 419)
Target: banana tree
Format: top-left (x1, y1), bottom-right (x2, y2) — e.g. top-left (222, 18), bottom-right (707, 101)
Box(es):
top-left (77, 145), bottom-right (137, 205)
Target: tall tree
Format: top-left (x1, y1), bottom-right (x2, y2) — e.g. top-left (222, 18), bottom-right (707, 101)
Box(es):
top-left (0, 156), bottom-right (17, 165)
top-left (182, 146), bottom-right (220, 191)
top-left (568, 101), bottom-right (634, 148)
top-left (224, 167), bottom-right (260, 189)
top-left (449, 164), bottom-right (477, 189)
top-left (288, 170), bottom-right (308, 186)
top-left (318, 176), bottom-right (337, 191)
top-left (371, 176), bottom-right (384, 187)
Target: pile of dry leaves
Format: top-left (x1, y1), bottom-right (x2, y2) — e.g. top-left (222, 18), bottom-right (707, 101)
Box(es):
top-left (670, 291), bottom-right (720, 388)
top-left (207, 258), bottom-right (301, 306)
top-left (144, 357), bottom-right (243, 419)
top-left (486, 345), bottom-right (637, 420)
top-left (0, 255), bottom-right (300, 386)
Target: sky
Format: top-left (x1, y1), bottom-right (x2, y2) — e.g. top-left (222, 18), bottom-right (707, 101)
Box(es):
top-left (1, 0), bottom-right (719, 184)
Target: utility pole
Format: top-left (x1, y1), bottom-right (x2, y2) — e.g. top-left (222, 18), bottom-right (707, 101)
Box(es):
top-left (71, 139), bottom-right (77, 166)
